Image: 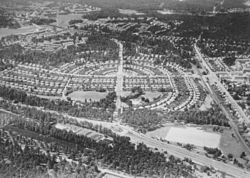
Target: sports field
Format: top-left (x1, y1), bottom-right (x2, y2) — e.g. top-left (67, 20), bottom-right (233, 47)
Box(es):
top-left (166, 127), bottom-right (221, 148)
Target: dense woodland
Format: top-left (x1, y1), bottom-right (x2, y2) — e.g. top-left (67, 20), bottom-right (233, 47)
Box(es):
top-left (30, 18), bottom-right (56, 25)
top-left (0, 33), bottom-right (118, 67)
top-left (121, 106), bottom-right (230, 132)
top-left (0, 108), bottom-right (196, 178)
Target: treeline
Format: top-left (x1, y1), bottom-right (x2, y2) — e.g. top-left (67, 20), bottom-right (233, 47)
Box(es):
top-left (222, 56), bottom-right (236, 66)
top-left (204, 146), bottom-right (222, 158)
top-left (121, 106), bottom-right (230, 132)
top-left (167, 107), bottom-right (230, 127)
top-left (69, 19), bottom-right (83, 25)
top-left (86, 32), bottom-right (118, 50)
top-left (0, 85), bottom-right (114, 121)
top-left (30, 18), bottom-right (56, 25)
top-left (121, 109), bottom-right (162, 132)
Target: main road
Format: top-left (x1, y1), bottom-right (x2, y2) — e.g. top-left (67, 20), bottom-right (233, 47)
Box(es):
top-left (3, 101), bottom-right (250, 178)
top-left (194, 43), bottom-right (250, 156)
top-left (113, 39), bottom-right (124, 116)
top-left (123, 127), bottom-right (250, 178)
top-left (194, 44), bottom-right (250, 124)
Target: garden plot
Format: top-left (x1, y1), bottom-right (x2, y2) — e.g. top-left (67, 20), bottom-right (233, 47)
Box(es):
top-left (165, 127), bottom-right (221, 148)
top-left (55, 123), bottom-right (108, 142)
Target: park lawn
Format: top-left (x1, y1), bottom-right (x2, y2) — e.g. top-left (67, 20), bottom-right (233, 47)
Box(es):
top-left (118, 9), bottom-right (145, 15)
top-left (68, 91), bottom-right (108, 102)
top-left (142, 91), bottom-right (162, 102)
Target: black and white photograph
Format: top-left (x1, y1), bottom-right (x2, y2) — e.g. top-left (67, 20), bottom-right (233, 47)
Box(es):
top-left (0, 0), bottom-right (250, 177)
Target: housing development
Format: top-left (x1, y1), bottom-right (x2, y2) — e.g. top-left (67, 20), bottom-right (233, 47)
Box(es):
top-left (1, 0), bottom-right (250, 178)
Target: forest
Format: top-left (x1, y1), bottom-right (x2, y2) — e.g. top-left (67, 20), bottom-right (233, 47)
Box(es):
top-left (30, 18), bottom-right (56, 25)
top-left (121, 106), bottom-right (230, 132)
top-left (0, 32), bottom-right (119, 67)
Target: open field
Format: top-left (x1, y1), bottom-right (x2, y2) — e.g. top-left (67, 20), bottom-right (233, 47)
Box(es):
top-left (147, 124), bottom-right (246, 157)
top-left (166, 127), bottom-right (221, 148)
top-left (219, 129), bottom-right (246, 157)
top-left (56, 14), bottom-right (83, 27)
top-left (123, 91), bottom-right (162, 105)
top-left (147, 124), bottom-right (221, 148)
top-left (121, 91), bottom-right (131, 97)
top-left (245, 0), bottom-right (250, 6)
top-left (118, 9), bottom-right (145, 15)
top-left (68, 91), bottom-right (108, 102)
top-left (199, 95), bottom-right (213, 111)
top-left (142, 91), bottom-right (162, 102)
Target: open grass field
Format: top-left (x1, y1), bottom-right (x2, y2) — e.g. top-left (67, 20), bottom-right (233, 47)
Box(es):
top-left (147, 124), bottom-right (247, 157)
top-left (56, 14), bottom-right (83, 27)
top-left (143, 91), bottom-right (162, 102)
top-left (165, 126), bottom-right (221, 148)
top-left (122, 91), bottom-right (162, 106)
top-left (147, 124), bottom-right (221, 148)
top-left (68, 91), bottom-right (108, 102)
top-left (245, 0), bottom-right (250, 6)
top-left (219, 129), bottom-right (246, 157)
top-left (118, 9), bottom-right (145, 15)
top-left (199, 95), bottom-right (213, 111)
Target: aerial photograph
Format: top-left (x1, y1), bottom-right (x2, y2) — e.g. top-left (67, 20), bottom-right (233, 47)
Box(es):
top-left (0, 0), bottom-right (250, 177)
